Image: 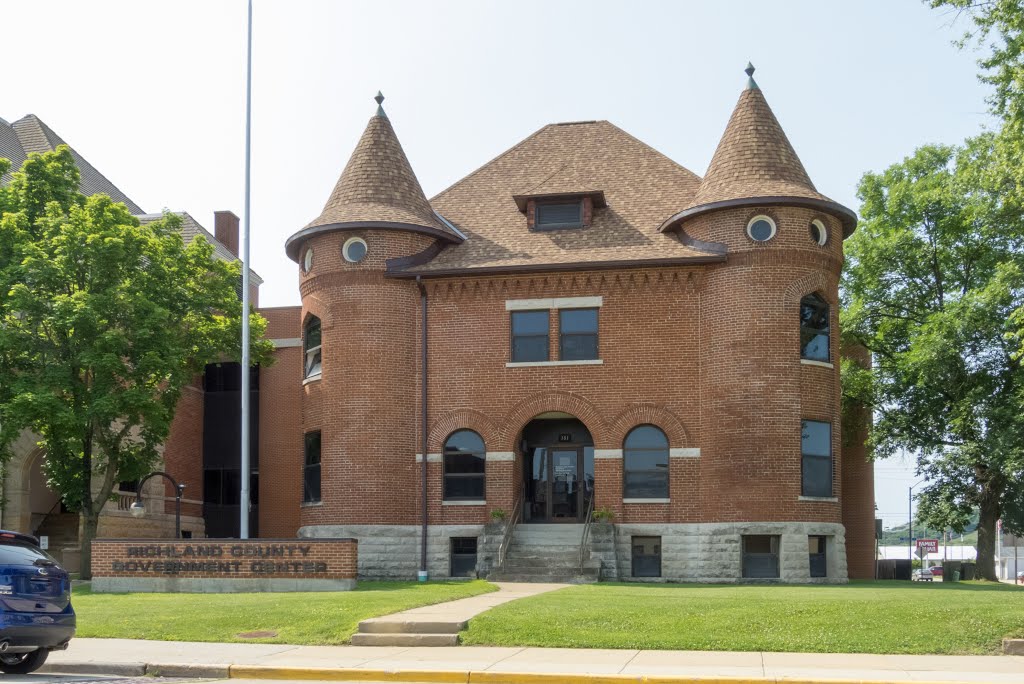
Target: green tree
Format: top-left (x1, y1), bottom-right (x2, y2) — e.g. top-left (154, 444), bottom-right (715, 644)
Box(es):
top-left (842, 138), bottom-right (1024, 580)
top-left (0, 146), bottom-right (273, 578)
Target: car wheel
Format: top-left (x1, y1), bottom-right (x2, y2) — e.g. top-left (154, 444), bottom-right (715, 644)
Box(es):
top-left (0, 649), bottom-right (49, 674)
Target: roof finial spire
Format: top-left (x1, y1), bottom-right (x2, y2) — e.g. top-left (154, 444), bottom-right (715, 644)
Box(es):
top-left (374, 91), bottom-right (387, 119)
top-left (744, 62), bottom-right (759, 91)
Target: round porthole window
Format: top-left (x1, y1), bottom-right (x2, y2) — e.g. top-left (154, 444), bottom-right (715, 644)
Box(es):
top-left (746, 215), bottom-right (776, 242)
top-left (343, 237), bottom-right (368, 263)
top-left (810, 219), bottom-right (827, 246)
top-left (303, 247), bottom-right (313, 273)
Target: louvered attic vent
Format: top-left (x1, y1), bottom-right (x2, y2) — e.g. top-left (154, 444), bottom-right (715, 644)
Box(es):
top-left (535, 201), bottom-right (583, 229)
top-left (512, 190), bottom-right (607, 232)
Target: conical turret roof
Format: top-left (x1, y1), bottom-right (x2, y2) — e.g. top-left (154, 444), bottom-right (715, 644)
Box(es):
top-left (660, 66), bottom-right (856, 236)
top-left (286, 94), bottom-right (461, 261)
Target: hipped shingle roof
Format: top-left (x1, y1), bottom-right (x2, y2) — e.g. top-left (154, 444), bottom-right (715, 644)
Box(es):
top-left (395, 121), bottom-right (723, 275)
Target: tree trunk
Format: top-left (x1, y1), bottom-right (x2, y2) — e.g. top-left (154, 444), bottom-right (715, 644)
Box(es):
top-left (79, 512), bottom-right (99, 581)
top-left (976, 482), bottom-right (1001, 581)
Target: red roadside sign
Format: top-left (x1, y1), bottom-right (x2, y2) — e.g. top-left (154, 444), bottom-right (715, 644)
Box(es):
top-left (916, 538), bottom-right (939, 554)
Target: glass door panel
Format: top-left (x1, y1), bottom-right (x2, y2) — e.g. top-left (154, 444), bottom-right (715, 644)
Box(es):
top-left (550, 449), bottom-right (579, 521)
top-left (528, 448), bottom-right (548, 522)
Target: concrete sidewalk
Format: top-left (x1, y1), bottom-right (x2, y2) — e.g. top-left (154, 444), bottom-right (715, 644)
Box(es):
top-left (354, 582), bottom-right (566, 646)
top-left (42, 638), bottom-right (1024, 683)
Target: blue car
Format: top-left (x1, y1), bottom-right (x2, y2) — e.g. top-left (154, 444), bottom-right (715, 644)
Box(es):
top-left (0, 531), bottom-right (75, 673)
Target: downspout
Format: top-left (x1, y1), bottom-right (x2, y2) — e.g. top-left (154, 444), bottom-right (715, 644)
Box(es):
top-left (417, 276), bottom-right (429, 580)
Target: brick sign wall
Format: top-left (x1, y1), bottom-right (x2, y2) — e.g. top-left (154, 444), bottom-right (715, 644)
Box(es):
top-left (91, 538), bottom-right (357, 593)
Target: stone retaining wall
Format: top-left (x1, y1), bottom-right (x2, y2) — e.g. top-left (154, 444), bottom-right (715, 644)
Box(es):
top-left (91, 538), bottom-right (357, 592)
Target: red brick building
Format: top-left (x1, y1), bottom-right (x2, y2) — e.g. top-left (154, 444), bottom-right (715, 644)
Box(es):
top-left (253, 68), bottom-right (875, 583)
top-left (4, 66), bottom-right (876, 582)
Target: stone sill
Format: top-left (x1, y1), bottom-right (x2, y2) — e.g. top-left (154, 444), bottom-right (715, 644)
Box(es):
top-left (301, 501), bottom-right (324, 508)
top-left (442, 500), bottom-right (486, 506)
top-left (800, 359), bottom-right (834, 369)
top-left (623, 498), bottom-right (670, 504)
top-left (798, 496), bottom-right (839, 503)
top-left (506, 360), bottom-right (603, 368)
top-left (302, 374), bottom-right (322, 386)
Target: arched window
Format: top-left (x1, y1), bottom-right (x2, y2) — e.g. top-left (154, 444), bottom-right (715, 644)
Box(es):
top-left (443, 430), bottom-right (485, 501)
top-left (304, 316), bottom-right (322, 379)
top-left (800, 293), bottom-right (830, 362)
top-left (623, 425), bottom-right (669, 499)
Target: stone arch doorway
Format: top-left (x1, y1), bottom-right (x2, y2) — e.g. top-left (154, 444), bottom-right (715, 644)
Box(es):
top-left (520, 413), bottom-right (594, 523)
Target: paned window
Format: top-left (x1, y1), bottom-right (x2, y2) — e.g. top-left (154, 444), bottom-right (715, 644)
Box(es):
top-left (511, 311), bottom-right (549, 362)
top-left (742, 535), bottom-right (780, 578)
top-left (304, 316), bottom-right (322, 379)
top-left (443, 430), bottom-right (486, 500)
top-left (450, 537), bottom-right (478, 577)
top-left (303, 431), bottom-right (322, 504)
top-left (559, 308), bottom-right (599, 361)
top-left (535, 201), bottom-right (583, 229)
top-left (623, 425), bottom-right (669, 499)
top-left (800, 293), bottom-right (830, 361)
top-left (802, 420), bottom-right (832, 497)
top-left (809, 535), bottom-right (827, 578)
top-left (632, 536), bottom-right (662, 577)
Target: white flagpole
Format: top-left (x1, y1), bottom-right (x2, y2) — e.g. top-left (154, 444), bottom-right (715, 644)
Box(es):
top-left (239, 0), bottom-right (253, 539)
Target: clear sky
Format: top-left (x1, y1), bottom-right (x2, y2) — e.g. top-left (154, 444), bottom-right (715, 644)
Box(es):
top-left (4, 0), bottom-right (995, 535)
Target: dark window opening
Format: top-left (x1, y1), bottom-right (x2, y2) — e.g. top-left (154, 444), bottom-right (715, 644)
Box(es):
top-left (802, 420), bottom-right (832, 497)
top-left (450, 537), bottom-right (478, 577)
top-left (304, 431), bottom-right (322, 504)
top-left (800, 293), bottom-right (830, 361)
top-left (623, 425), bottom-right (669, 499)
top-left (535, 201), bottom-right (583, 229)
top-left (559, 308), bottom-right (598, 361)
top-left (118, 479), bottom-right (139, 493)
top-left (304, 316), bottom-right (322, 378)
top-left (742, 535), bottom-right (780, 578)
top-left (444, 430), bottom-right (485, 500)
top-left (511, 310), bottom-right (549, 362)
top-left (632, 536), bottom-right (662, 577)
top-left (809, 535), bottom-right (827, 578)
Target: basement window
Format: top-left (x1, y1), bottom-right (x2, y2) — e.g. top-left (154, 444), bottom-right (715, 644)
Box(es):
top-left (631, 536), bottom-right (662, 578)
top-left (809, 535), bottom-right (827, 578)
top-left (742, 535), bottom-right (780, 579)
top-left (450, 537), bottom-right (478, 577)
top-left (535, 201), bottom-right (583, 229)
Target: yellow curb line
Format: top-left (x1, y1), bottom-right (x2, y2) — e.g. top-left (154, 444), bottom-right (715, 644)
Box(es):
top-left (226, 666), bottom-right (997, 684)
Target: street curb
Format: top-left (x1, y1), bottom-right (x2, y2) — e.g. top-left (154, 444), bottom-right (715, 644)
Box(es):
top-left (39, 661), bottom-right (147, 677)
top-left (225, 665), bottom-right (1010, 684)
top-left (148, 662), bottom-right (232, 678)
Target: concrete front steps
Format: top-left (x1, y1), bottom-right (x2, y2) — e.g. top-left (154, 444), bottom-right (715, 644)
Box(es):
top-left (488, 523), bottom-right (600, 583)
top-left (351, 618), bottom-right (466, 646)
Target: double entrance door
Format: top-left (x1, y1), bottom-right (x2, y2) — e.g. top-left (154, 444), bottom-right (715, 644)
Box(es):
top-left (526, 446), bottom-right (594, 523)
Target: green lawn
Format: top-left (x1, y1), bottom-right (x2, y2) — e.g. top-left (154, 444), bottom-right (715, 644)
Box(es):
top-left (462, 580), bottom-right (1024, 655)
top-left (73, 580), bottom-right (495, 645)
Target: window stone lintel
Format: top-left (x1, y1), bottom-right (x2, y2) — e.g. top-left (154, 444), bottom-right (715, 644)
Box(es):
top-left (623, 498), bottom-right (671, 504)
top-left (506, 296), bottom-right (603, 311)
top-left (442, 500), bottom-right (486, 506)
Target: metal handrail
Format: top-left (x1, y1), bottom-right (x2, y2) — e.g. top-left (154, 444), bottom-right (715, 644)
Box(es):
top-left (497, 490), bottom-right (524, 572)
top-left (577, 495), bottom-right (596, 574)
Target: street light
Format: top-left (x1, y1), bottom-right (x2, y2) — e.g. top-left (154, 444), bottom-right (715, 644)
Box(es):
top-left (130, 471), bottom-right (186, 538)
top-left (909, 477), bottom-right (927, 563)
